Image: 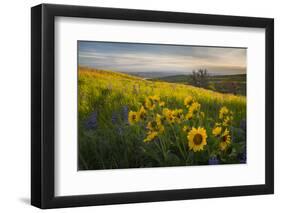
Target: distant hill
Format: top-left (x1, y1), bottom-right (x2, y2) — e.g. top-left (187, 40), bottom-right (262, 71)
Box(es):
top-left (120, 71), bottom-right (185, 79)
top-left (151, 74), bottom-right (246, 96)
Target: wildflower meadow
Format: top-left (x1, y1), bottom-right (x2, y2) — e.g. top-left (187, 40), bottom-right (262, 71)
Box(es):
top-left (78, 67), bottom-right (247, 170)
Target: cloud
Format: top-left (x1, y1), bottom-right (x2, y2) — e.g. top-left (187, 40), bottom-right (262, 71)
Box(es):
top-left (78, 41), bottom-right (246, 75)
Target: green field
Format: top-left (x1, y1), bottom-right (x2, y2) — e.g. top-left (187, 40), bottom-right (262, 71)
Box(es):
top-left (78, 67), bottom-right (246, 170)
top-left (152, 74), bottom-right (246, 95)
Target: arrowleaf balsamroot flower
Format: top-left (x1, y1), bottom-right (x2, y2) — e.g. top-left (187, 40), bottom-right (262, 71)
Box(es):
top-left (187, 127), bottom-right (207, 152)
top-left (219, 129), bottom-right (231, 151)
top-left (144, 97), bottom-right (155, 110)
top-left (144, 114), bottom-right (165, 143)
top-left (149, 95), bottom-right (160, 102)
top-left (163, 108), bottom-right (175, 124)
top-left (128, 111), bottom-right (139, 125)
top-left (219, 106), bottom-right (229, 119)
top-left (184, 96), bottom-right (193, 107)
top-left (185, 102), bottom-right (201, 120)
top-left (173, 109), bottom-right (184, 123)
top-left (138, 106), bottom-right (147, 120)
top-left (222, 116), bottom-right (232, 126)
top-left (212, 126), bottom-right (222, 136)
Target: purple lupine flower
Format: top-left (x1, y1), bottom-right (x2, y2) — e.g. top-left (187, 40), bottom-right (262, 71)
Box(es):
top-left (85, 111), bottom-right (98, 129)
top-left (122, 105), bottom-right (129, 123)
top-left (111, 112), bottom-right (118, 124)
top-left (208, 156), bottom-right (219, 165)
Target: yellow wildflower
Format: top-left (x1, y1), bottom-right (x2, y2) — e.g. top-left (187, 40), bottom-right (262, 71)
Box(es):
top-left (156, 114), bottom-right (164, 133)
top-left (184, 96), bottom-right (193, 107)
top-left (173, 109), bottom-right (184, 123)
top-left (219, 106), bottom-right (229, 119)
top-left (222, 116), bottom-right (232, 126)
top-left (185, 111), bottom-right (193, 120)
top-left (163, 108), bottom-right (175, 124)
top-left (185, 102), bottom-right (200, 120)
top-left (148, 95), bottom-right (160, 102)
top-left (219, 129), bottom-right (231, 151)
top-left (187, 127), bottom-right (207, 152)
top-left (128, 111), bottom-right (139, 125)
top-left (147, 114), bottom-right (164, 133)
top-left (138, 106), bottom-right (147, 120)
top-left (144, 97), bottom-right (155, 110)
top-left (189, 102), bottom-right (201, 113)
top-left (212, 126), bottom-right (222, 136)
top-left (144, 131), bottom-right (158, 143)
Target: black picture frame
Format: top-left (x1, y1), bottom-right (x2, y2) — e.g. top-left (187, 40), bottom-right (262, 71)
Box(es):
top-left (31, 3), bottom-right (274, 209)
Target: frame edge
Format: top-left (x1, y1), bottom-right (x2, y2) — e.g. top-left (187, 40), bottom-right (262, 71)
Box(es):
top-left (31, 4), bottom-right (43, 208)
top-left (265, 18), bottom-right (274, 194)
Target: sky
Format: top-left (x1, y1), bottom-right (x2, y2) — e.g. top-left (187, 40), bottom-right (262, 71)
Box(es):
top-left (78, 41), bottom-right (246, 76)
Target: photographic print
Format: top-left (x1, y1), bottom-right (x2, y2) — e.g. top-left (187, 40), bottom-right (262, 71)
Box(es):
top-left (78, 41), bottom-right (247, 170)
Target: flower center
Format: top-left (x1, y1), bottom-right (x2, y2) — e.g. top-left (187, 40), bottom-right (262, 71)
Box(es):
top-left (151, 121), bottom-right (157, 128)
top-left (222, 135), bottom-right (228, 142)
top-left (193, 134), bottom-right (203, 145)
top-left (132, 114), bottom-right (136, 120)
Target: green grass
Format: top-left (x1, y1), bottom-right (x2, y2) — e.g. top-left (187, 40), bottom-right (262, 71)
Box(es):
top-left (78, 67), bottom-right (246, 170)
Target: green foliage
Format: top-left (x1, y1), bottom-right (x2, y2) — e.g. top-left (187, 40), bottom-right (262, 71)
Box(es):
top-left (78, 67), bottom-right (246, 170)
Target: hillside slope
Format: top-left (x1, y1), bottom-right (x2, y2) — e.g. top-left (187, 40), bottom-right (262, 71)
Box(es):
top-left (78, 67), bottom-right (246, 170)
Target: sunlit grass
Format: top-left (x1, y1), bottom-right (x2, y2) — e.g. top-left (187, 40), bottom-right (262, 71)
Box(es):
top-left (78, 67), bottom-right (246, 170)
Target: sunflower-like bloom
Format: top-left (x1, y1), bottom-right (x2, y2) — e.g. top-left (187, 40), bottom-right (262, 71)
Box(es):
top-left (144, 97), bottom-right (155, 110)
top-left (187, 127), bottom-right (207, 152)
top-left (173, 109), bottom-right (184, 123)
top-left (149, 95), bottom-right (160, 102)
top-left (147, 121), bottom-right (156, 131)
top-left (219, 129), bottom-right (231, 151)
top-left (190, 102), bottom-right (201, 113)
top-left (144, 115), bottom-right (164, 143)
top-left (185, 111), bottom-right (193, 120)
top-left (147, 114), bottom-right (164, 133)
top-left (184, 96), bottom-right (193, 107)
top-left (219, 106), bottom-right (229, 119)
top-left (144, 95), bottom-right (160, 110)
top-left (185, 102), bottom-right (201, 120)
top-left (143, 131), bottom-right (158, 143)
top-left (222, 116), bottom-right (233, 126)
top-left (138, 106), bottom-right (147, 120)
top-left (212, 126), bottom-right (222, 136)
top-left (163, 108), bottom-right (175, 124)
top-left (128, 111), bottom-right (139, 125)
top-left (155, 114), bottom-right (164, 131)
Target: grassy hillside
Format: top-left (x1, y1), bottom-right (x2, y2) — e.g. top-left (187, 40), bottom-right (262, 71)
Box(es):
top-left (78, 67), bottom-right (246, 170)
top-left (152, 74), bottom-right (246, 95)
